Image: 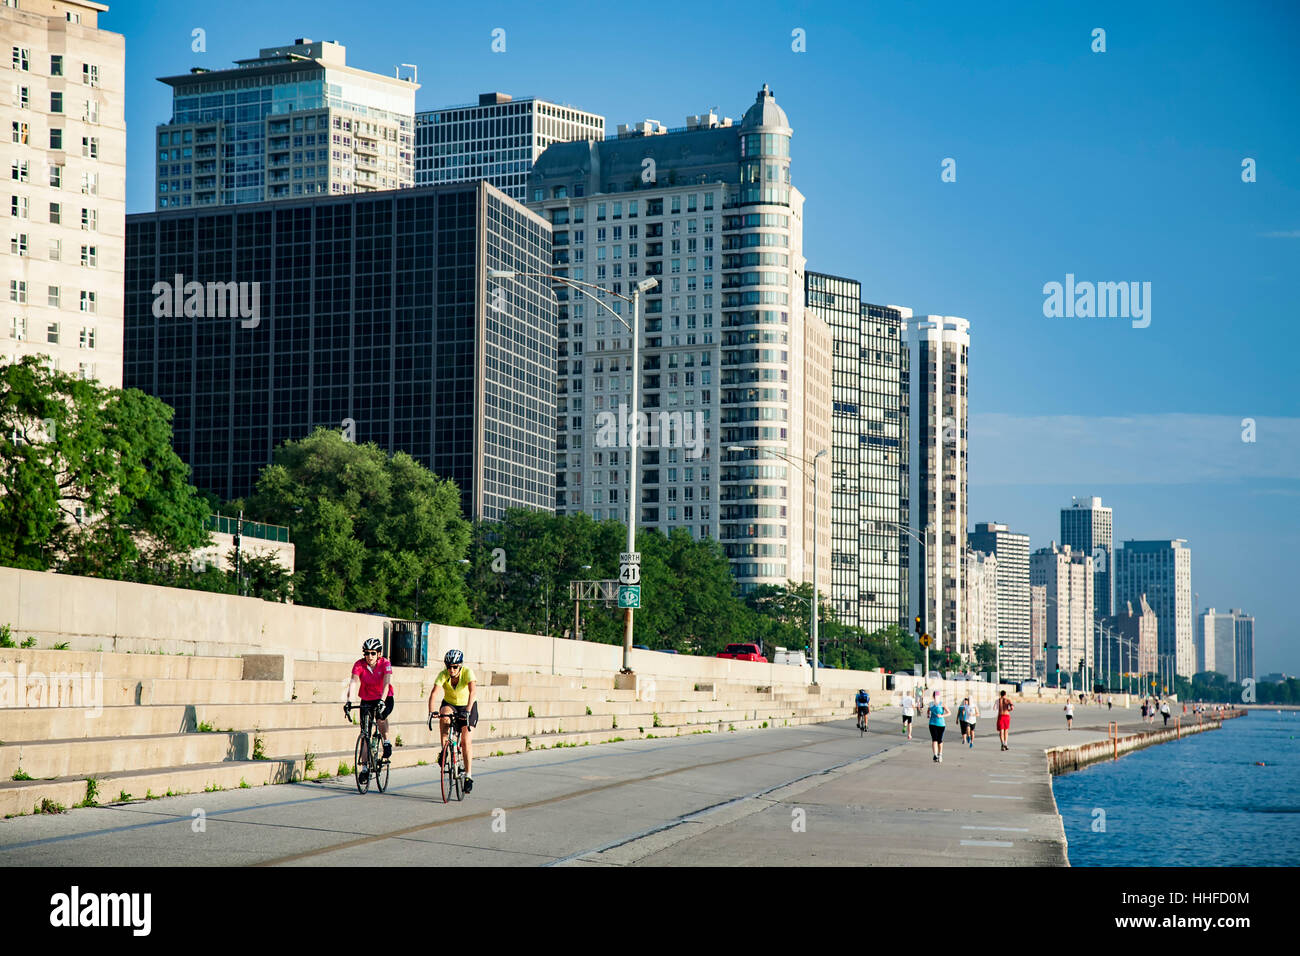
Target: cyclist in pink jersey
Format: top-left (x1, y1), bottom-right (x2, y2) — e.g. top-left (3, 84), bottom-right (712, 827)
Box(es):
top-left (346, 638), bottom-right (396, 780)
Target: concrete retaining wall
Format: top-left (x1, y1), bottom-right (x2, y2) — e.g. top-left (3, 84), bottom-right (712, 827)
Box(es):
top-left (1045, 712), bottom-right (1244, 775)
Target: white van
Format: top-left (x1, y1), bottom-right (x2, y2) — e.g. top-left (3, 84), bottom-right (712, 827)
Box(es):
top-left (773, 647), bottom-right (808, 667)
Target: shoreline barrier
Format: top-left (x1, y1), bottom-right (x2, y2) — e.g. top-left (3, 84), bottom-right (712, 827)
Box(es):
top-left (1045, 709), bottom-right (1246, 775)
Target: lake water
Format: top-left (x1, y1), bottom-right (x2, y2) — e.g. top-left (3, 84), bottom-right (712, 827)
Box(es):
top-left (1053, 710), bottom-right (1300, 866)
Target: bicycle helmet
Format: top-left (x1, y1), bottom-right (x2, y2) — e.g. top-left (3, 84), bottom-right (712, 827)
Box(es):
top-left (444, 648), bottom-right (464, 667)
top-left (362, 638), bottom-right (382, 653)
top-left (859, 688), bottom-right (866, 694)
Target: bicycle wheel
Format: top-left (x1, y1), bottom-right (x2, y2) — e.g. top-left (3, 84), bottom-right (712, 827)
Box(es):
top-left (373, 731), bottom-right (389, 793)
top-left (354, 733), bottom-right (370, 794)
top-left (439, 743), bottom-right (454, 803)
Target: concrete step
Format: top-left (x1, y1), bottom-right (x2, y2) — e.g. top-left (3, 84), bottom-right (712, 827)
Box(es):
top-left (95, 678), bottom-right (288, 707)
top-left (0, 705), bottom-right (193, 741)
top-left (1, 731), bottom-right (251, 779)
top-left (0, 648), bottom-right (244, 681)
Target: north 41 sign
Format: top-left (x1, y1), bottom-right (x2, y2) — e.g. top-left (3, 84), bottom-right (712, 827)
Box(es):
top-left (619, 564), bottom-right (641, 585)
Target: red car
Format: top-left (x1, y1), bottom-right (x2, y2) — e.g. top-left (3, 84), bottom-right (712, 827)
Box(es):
top-left (717, 643), bottom-right (767, 663)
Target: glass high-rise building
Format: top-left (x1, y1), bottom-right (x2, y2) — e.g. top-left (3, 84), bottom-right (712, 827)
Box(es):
top-left (805, 272), bottom-right (907, 634)
top-left (416, 93), bottom-right (604, 202)
top-left (153, 39), bottom-right (416, 209)
top-left (1061, 495), bottom-right (1114, 619)
top-left (1115, 539), bottom-right (1194, 683)
top-left (123, 182), bottom-right (554, 520)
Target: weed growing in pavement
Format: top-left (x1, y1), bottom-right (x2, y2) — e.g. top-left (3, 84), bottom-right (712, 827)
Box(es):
top-left (729, 724), bottom-right (736, 732)
top-left (144, 789), bottom-right (158, 800)
top-left (394, 735), bottom-right (403, 748)
top-left (606, 737), bottom-right (625, 743)
top-left (12, 768), bottom-right (32, 781)
top-left (416, 760), bottom-right (428, 767)
top-left (197, 721), bottom-right (215, 733)
top-left (337, 762), bottom-right (351, 777)
top-left (304, 752), bottom-right (316, 771)
top-left (52, 642), bottom-right (69, 650)
top-left (36, 798), bottom-right (66, 814)
top-left (239, 778), bottom-right (251, 789)
top-left (527, 706), bottom-right (535, 718)
top-left (77, 778), bottom-right (99, 807)
top-left (761, 722), bottom-right (768, 729)
top-left (645, 734), bottom-right (658, 739)
top-left (315, 770), bottom-right (331, 780)
top-left (652, 713), bottom-right (662, 727)
top-left (0, 624), bottom-right (13, 647)
top-left (612, 715), bottom-right (618, 729)
top-left (252, 732), bottom-right (267, 760)
top-left (586, 706), bottom-right (593, 716)
top-left (524, 736), bottom-right (531, 750)
top-left (117, 790), bottom-right (131, 802)
top-left (20, 637), bottom-right (36, 648)
top-left (204, 783), bottom-right (223, 792)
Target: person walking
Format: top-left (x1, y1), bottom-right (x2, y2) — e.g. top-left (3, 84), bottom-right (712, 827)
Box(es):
top-left (996, 690), bottom-right (1014, 751)
top-left (1107, 695), bottom-right (1113, 711)
top-left (1160, 699), bottom-right (1171, 727)
top-left (900, 689), bottom-right (916, 739)
top-left (1064, 699), bottom-right (1074, 730)
top-left (928, 691), bottom-right (951, 763)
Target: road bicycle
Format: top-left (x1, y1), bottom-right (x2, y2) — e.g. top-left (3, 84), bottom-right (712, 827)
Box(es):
top-left (857, 709), bottom-right (869, 736)
top-left (345, 702), bottom-right (389, 795)
top-left (430, 710), bottom-right (468, 803)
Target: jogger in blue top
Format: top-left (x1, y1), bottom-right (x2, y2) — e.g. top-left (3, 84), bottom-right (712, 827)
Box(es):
top-left (928, 691), bottom-right (951, 763)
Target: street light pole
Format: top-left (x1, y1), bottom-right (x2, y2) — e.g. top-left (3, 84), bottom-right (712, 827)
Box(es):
top-left (489, 268), bottom-right (656, 674)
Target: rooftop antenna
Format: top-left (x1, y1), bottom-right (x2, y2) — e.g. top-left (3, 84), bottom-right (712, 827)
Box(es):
top-left (398, 62), bottom-right (417, 83)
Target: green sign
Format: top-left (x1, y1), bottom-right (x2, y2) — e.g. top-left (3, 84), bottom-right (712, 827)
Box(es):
top-left (618, 585), bottom-right (641, 609)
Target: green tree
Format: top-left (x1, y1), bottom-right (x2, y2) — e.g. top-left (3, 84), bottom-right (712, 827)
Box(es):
top-left (243, 428), bottom-right (470, 622)
top-left (974, 641), bottom-right (997, 670)
top-left (0, 356), bottom-right (211, 576)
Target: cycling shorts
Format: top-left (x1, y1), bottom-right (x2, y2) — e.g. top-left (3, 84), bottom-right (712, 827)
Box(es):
top-left (439, 701), bottom-right (479, 729)
top-left (361, 696), bottom-right (395, 721)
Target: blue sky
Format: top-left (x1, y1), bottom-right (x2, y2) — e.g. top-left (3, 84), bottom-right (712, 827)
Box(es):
top-left (105, 0), bottom-right (1299, 671)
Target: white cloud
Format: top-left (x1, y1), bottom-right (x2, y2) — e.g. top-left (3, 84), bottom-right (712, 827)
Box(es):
top-left (969, 414), bottom-right (1300, 485)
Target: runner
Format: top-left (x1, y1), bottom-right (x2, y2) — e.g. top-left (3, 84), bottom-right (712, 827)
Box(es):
top-left (1064, 699), bottom-right (1074, 730)
top-left (957, 696), bottom-right (979, 748)
top-left (928, 691), bottom-right (950, 763)
top-left (996, 690), bottom-right (1014, 750)
top-left (900, 689), bottom-right (916, 739)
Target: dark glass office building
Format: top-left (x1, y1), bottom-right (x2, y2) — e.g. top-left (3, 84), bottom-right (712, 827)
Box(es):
top-left (805, 272), bottom-right (909, 635)
top-left (124, 182), bottom-right (555, 520)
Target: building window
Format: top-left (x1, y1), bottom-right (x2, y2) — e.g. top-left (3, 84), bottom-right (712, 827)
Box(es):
top-left (49, 128), bottom-right (62, 150)
top-left (46, 321), bottom-right (59, 344)
top-left (9, 316), bottom-right (26, 341)
top-left (83, 99), bottom-right (99, 123)
top-left (9, 233), bottom-right (27, 255)
top-left (81, 137), bottom-right (98, 159)
top-left (12, 47), bottom-right (30, 71)
top-left (9, 280), bottom-right (26, 303)
top-left (79, 327), bottom-right (95, 349)
top-left (79, 245), bottom-right (96, 267)
top-left (49, 163), bottom-right (62, 188)
top-left (48, 238), bottom-right (60, 260)
top-left (10, 195), bottom-right (28, 218)
top-left (12, 85), bottom-right (28, 108)
top-left (50, 91), bottom-right (63, 113)
top-left (79, 290), bottom-right (95, 313)
top-left (50, 55), bottom-right (63, 77)
top-left (47, 285), bottom-right (59, 307)
top-left (9, 161), bottom-right (25, 182)
top-left (80, 172), bottom-right (97, 195)
top-left (82, 63), bottom-right (100, 88)
top-left (11, 122), bottom-right (28, 144)
top-left (81, 208), bottom-right (96, 230)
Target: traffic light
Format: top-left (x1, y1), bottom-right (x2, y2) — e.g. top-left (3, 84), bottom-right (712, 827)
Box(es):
top-left (914, 615), bottom-right (922, 635)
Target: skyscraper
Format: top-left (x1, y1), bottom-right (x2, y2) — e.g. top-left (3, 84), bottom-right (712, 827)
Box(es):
top-left (964, 548), bottom-right (998, 664)
top-left (1115, 539), bottom-right (1193, 683)
top-left (153, 39), bottom-right (416, 209)
top-left (2, 0), bottom-right (124, 386)
top-left (968, 522), bottom-right (1031, 680)
top-left (1030, 584), bottom-right (1047, 679)
top-left (805, 272), bottom-right (907, 633)
top-left (527, 86), bottom-right (831, 592)
top-left (905, 315), bottom-right (969, 654)
top-left (1234, 610), bottom-right (1255, 684)
top-left (1060, 495), bottom-right (1114, 619)
top-left (1030, 542), bottom-right (1095, 687)
top-left (415, 93), bottom-right (604, 202)
top-left (124, 182), bottom-right (554, 519)
top-left (1197, 607), bottom-right (1235, 677)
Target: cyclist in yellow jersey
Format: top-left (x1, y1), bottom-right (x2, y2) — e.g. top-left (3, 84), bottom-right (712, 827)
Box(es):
top-left (429, 649), bottom-right (478, 791)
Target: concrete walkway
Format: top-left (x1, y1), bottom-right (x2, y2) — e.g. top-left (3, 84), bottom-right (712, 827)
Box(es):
top-left (0, 701), bottom-right (1198, 867)
top-left (568, 701), bottom-right (1153, 866)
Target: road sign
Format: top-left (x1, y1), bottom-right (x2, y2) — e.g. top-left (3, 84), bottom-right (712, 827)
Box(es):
top-left (619, 564), bottom-right (641, 585)
top-left (618, 585), bottom-right (641, 609)
top-left (619, 552), bottom-right (641, 565)
top-left (919, 634), bottom-right (931, 648)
